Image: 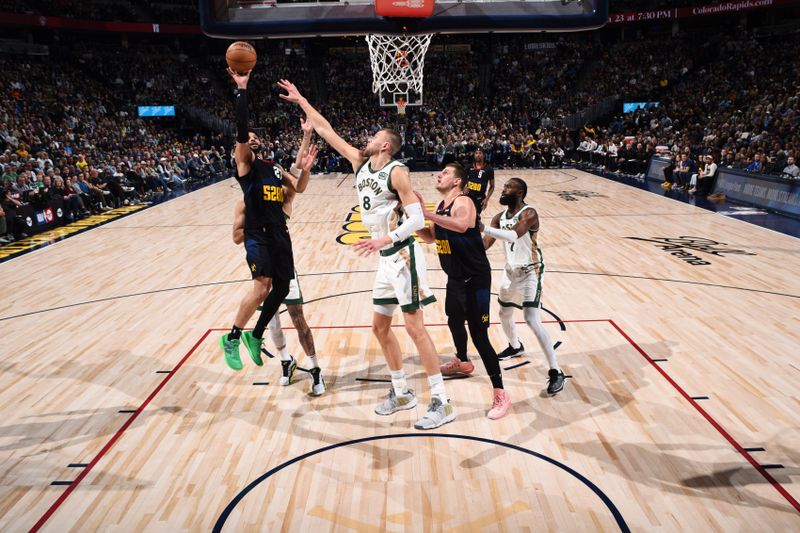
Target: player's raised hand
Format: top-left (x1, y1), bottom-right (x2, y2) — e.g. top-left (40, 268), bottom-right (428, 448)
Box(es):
top-left (300, 115), bottom-right (314, 135)
top-left (278, 79), bottom-right (304, 103)
top-left (301, 144), bottom-right (318, 171)
top-left (227, 67), bottom-right (251, 89)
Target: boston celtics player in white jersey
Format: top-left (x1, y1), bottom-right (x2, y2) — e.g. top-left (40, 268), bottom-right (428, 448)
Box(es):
top-left (278, 79), bottom-right (455, 430)
top-left (481, 178), bottom-right (566, 395)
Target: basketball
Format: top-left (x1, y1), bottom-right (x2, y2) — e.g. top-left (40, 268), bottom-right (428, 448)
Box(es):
top-left (226, 41), bottom-right (257, 74)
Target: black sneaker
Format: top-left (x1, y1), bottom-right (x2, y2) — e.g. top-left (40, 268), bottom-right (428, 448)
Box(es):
top-left (498, 343), bottom-right (524, 361)
top-left (279, 356), bottom-right (296, 386)
top-left (309, 367), bottom-right (326, 396)
top-left (547, 369), bottom-right (566, 395)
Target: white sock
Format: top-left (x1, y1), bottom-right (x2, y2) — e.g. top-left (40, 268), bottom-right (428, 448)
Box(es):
top-left (524, 307), bottom-right (560, 371)
top-left (499, 306), bottom-right (521, 349)
top-left (428, 373), bottom-right (448, 404)
top-left (279, 346), bottom-right (292, 362)
top-left (306, 353), bottom-right (320, 369)
top-left (390, 369), bottom-right (408, 396)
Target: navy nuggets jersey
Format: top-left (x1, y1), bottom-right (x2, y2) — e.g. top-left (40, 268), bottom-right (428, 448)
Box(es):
top-left (237, 158), bottom-right (289, 234)
top-left (466, 164), bottom-right (494, 211)
top-left (434, 196), bottom-right (490, 279)
top-left (236, 158), bottom-right (294, 280)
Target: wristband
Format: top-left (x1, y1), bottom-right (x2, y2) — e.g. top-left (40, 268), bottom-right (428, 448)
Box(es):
top-left (388, 202), bottom-right (424, 243)
top-left (235, 89), bottom-right (249, 143)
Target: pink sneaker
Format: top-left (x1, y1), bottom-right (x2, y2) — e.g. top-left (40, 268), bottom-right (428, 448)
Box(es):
top-left (487, 388), bottom-right (512, 420)
top-left (440, 357), bottom-right (474, 376)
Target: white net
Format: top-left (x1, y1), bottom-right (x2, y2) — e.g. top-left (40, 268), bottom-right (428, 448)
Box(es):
top-left (365, 33), bottom-right (433, 101)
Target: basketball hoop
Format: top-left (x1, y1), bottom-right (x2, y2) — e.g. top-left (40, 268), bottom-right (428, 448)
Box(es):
top-left (366, 33), bottom-right (432, 106)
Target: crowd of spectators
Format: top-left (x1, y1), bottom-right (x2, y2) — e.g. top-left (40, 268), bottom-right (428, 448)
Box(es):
top-left (568, 34), bottom-right (799, 193)
top-left (0, 0), bottom-right (199, 24)
top-left (3, 16), bottom-right (800, 243)
top-left (34, 0), bottom-right (140, 22)
top-left (0, 49), bottom-right (231, 243)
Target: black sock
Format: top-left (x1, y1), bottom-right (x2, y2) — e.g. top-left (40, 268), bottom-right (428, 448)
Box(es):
top-left (229, 325), bottom-right (242, 340)
top-left (447, 317), bottom-right (469, 362)
top-left (252, 278), bottom-right (291, 339)
top-left (469, 321), bottom-right (504, 389)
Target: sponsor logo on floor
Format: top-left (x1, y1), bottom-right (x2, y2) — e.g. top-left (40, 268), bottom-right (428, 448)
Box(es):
top-left (625, 235), bottom-right (756, 266)
top-left (543, 189), bottom-right (607, 201)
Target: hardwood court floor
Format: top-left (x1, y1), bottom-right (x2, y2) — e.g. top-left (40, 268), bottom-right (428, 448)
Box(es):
top-left (0, 169), bottom-right (798, 532)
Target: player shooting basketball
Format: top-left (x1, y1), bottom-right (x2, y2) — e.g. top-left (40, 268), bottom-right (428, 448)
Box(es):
top-left (232, 116), bottom-right (325, 395)
top-left (219, 68), bottom-right (317, 379)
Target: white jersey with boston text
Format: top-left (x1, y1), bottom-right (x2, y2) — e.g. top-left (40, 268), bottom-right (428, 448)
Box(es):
top-left (499, 204), bottom-right (542, 267)
top-left (356, 159), bottom-right (407, 245)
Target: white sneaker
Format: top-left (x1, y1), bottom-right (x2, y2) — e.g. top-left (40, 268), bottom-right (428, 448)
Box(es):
top-left (414, 397), bottom-right (456, 430)
top-left (375, 388), bottom-right (417, 415)
top-left (309, 367), bottom-right (326, 396)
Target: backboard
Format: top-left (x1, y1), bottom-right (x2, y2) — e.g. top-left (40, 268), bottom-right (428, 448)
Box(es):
top-left (200, 0), bottom-right (609, 39)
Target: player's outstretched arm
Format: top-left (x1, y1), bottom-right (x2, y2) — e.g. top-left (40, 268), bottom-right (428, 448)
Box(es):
top-left (293, 116), bottom-right (314, 172)
top-left (483, 207), bottom-right (539, 243)
top-left (482, 212), bottom-right (502, 250)
top-left (483, 170), bottom-right (495, 211)
top-left (229, 68), bottom-right (255, 178)
top-left (281, 145), bottom-right (318, 194)
top-left (277, 79), bottom-right (365, 170)
top-left (232, 199), bottom-right (245, 245)
top-left (353, 165), bottom-right (424, 256)
top-left (424, 195), bottom-right (475, 234)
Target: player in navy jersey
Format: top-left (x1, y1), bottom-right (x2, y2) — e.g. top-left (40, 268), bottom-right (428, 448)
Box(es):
top-left (416, 163), bottom-right (511, 420)
top-left (219, 67), bottom-right (317, 373)
top-left (465, 148), bottom-right (495, 214)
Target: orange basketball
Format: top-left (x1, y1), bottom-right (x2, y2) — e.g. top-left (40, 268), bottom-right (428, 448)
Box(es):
top-left (226, 41), bottom-right (257, 74)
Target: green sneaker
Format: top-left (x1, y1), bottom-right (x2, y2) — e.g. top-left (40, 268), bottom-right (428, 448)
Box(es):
top-left (220, 334), bottom-right (242, 371)
top-left (241, 331), bottom-right (264, 366)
